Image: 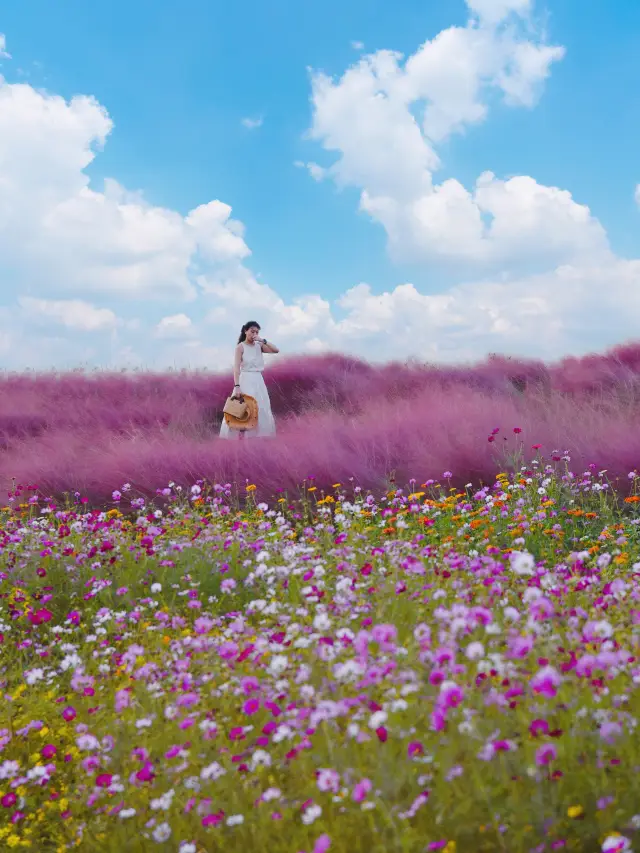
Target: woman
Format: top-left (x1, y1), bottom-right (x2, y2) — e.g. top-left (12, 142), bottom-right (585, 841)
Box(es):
top-left (219, 321), bottom-right (279, 439)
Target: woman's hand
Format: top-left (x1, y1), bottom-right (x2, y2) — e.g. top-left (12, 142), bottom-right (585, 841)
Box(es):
top-left (231, 386), bottom-right (242, 399)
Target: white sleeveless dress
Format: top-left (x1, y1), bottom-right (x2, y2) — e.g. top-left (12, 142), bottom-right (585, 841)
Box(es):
top-left (219, 342), bottom-right (276, 439)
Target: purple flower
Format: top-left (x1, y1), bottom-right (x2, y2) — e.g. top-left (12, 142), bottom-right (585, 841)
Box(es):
top-left (352, 778), bottom-right (372, 803)
top-left (535, 744), bottom-right (557, 766)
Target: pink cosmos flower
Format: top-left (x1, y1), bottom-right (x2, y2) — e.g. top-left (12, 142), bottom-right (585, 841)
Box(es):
top-left (440, 681), bottom-right (464, 709)
top-left (202, 811), bottom-right (225, 827)
top-left (371, 624), bottom-right (397, 652)
top-left (193, 614), bottom-right (214, 634)
top-left (316, 769), bottom-right (340, 793)
top-left (28, 608), bottom-right (53, 625)
top-left (535, 744), bottom-right (557, 766)
top-left (135, 761), bottom-right (155, 783)
top-left (243, 698), bottom-right (260, 716)
top-left (529, 719), bottom-right (549, 738)
top-left (408, 741), bottom-right (424, 758)
top-left (530, 666), bottom-right (562, 699)
top-left (352, 779), bottom-right (372, 803)
top-left (241, 676), bottom-right (260, 695)
top-left (218, 641), bottom-right (239, 660)
top-left (314, 836), bottom-right (331, 853)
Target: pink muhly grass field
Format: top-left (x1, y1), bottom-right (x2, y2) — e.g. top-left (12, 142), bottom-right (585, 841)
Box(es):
top-left (2, 344), bottom-right (640, 503)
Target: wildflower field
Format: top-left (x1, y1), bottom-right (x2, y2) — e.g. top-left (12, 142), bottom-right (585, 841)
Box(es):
top-left (2, 447), bottom-right (640, 853)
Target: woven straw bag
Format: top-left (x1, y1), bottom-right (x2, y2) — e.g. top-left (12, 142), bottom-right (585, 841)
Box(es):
top-left (223, 395), bottom-right (249, 420)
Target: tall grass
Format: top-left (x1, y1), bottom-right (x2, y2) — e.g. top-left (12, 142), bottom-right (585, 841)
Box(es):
top-left (2, 344), bottom-right (640, 504)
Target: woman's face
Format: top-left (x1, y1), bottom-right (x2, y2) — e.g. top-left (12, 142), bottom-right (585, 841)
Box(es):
top-left (245, 325), bottom-right (260, 343)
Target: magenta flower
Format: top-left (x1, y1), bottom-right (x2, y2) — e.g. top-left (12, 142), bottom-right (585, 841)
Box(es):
top-left (440, 681), bottom-right (464, 709)
top-left (313, 835), bottom-right (331, 853)
top-left (135, 761), bottom-right (155, 783)
top-left (352, 778), bottom-right (372, 803)
top-left (529, 719), bottom-right (549, 738)
top-left (1, 793), bottom-right (17, 808)
top-left (95, 773), bottom-right (113, 788)
top-left (243, 698), bottom-right (260, 716)
top-left (28, 608), bottom-right (53, 625)
top-left (530, 666), bottom-right (562, 698)
top-left (535, 744), bottom-right (557, 766)
top-left (202, 811), bottom-right (225, 827)
top-left (62, 706), bottom-right (76, 722)
top-left (41, 744), bottom-right (57, 760)
top-left (408, 741), bottom-right (424, 758)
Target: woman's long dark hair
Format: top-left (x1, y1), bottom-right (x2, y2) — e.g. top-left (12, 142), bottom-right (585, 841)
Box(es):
top-left (238, 321), bottom-right (260, 344)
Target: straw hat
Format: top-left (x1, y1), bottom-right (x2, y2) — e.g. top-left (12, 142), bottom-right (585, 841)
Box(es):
top-left (223, 393), bottom-right (259, 431)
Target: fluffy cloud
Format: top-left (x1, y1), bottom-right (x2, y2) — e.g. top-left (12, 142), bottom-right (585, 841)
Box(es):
top-left (307, 0), bottom-right (580, 267)
top-left (0, 76), bottom-right (251, 303)
top-left (19, 297), bottom-right (119, 332)
top-left (323, 260), bottom-right (640, 361)
top-left (0, 14), bottom-right (637, 371)
top-left (155, 314), bottom-right (195, 340)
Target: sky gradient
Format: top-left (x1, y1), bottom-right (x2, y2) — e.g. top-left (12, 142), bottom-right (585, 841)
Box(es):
top-left (1, 0), bottom-right (639, 370)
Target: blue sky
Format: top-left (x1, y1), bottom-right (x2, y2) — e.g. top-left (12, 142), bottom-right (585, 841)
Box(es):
top-left (1, 0), bottom-right (640, 369)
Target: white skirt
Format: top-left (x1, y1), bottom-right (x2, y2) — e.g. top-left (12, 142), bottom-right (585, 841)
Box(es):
top-left (219, 371), bottom-right (276, 439)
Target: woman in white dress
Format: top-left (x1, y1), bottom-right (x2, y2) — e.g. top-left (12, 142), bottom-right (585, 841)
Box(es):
top-left (219, 321), bottom-right (279, 439)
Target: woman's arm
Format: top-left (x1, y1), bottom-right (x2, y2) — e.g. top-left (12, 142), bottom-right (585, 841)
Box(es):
top-left (259, 337), bottom-right (279, 354)
top-left (232, 344), bottom-right (243, 391)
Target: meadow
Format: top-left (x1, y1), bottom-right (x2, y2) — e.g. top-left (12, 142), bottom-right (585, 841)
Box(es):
top-left (3, 343), bottom-right (640, 504)
top-left (2, 345), bottom-right (640, 852)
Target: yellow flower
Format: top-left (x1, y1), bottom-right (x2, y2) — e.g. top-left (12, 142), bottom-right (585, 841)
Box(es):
top-left (567, 805), bottom-right (584, 819)
top-left (332, 483), bottom-right (341, 488)
top-left (246, 484), bottom-right (257, 492)
top-left (443, 843), bottom-right (456, 853)
top-left (7, 836), bottom-right (20, 848)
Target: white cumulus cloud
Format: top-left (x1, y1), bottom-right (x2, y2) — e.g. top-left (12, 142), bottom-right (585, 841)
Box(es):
top-left (307, 0), bottom-right (571, 267)
top-left (155, 314), bottom-right (195, 339)
top-left (19, 297), bottom-right (119, 331)
top-left (0, 17), bottom-right (638, 371)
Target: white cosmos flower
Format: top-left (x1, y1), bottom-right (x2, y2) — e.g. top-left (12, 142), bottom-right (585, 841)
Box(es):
top-left (510, 551), bottom-right (535, 576)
